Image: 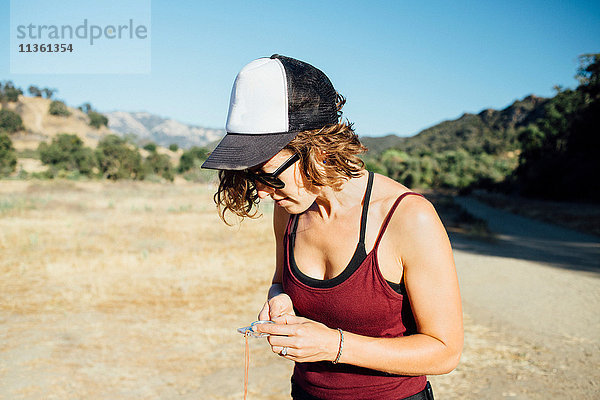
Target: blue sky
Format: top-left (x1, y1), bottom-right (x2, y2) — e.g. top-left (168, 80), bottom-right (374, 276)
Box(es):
top-left (1, 0), bottom-right (599, 137)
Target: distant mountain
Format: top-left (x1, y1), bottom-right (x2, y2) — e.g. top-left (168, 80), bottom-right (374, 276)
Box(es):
top-left (106, 111), bottom-right (225, 149)
top-left (361, 95), bottom-right (549, 156)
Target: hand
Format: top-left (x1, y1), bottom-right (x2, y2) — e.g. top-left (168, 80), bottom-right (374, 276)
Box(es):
top-left (258, 292), bottom-right (295, 321)
top-left (255, 314), bottom-right (340, 363)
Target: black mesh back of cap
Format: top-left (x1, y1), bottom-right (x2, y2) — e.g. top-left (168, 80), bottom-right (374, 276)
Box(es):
top-left (271, 54), bottom-right (338, 132)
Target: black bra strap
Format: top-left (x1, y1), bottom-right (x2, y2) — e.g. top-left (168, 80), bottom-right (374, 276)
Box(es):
top-left (291, 171), bottom-right (374, 245)
top-left (359, 171), bottom-right (374, 245)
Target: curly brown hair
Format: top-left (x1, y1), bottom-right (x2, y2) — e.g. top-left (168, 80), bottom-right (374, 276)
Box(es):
top-left (214, 96), bottom-right (367, 223)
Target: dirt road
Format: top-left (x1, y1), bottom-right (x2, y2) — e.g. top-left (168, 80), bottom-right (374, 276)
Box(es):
top-left (430, 197), bottom-right (600, 399)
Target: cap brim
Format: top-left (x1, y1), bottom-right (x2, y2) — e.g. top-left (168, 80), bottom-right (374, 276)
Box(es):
top-left (201, 131), bottom-right (298, 170)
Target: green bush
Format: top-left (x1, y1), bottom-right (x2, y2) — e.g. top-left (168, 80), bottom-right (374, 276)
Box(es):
top-left (95, 134), bottom-right (143, 180)
top-left (374, 146), bottom-right (517, 190)
top-left (38, 133), bottom-right (97, 176)
top-left (144, 152), bottom-right (174, 182)
top-left (28, 85), bottom-right (43, 97)
top-left (514, 54), bottom-right (600, 200)
top-left (48, 100), bottom-right (72, 117)
top-left (362, 158), bottom-right (387, 175)
top-left (0, 109), bottom-right (24, 133)
top-left (88, 111), bottom-right (108, 129)
top-left (168, 143), bottom-right (179, 152)
top-left (0, 81), bottom-right (23, 102)
top-left (0, 133), bottom-right (17, 176)
top-left (177, 146), bottom-right (209, 173)
top-left (143, 142), bottom-right (157, 152)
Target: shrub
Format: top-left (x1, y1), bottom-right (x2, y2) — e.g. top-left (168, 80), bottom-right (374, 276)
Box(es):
top-left (95, 134), bottom-right (143, 180)
top-left (168, 143), bottom-right (179, 152)
top-left (144, 152), bottom-right (174, 182)
top-left (28, 85), bottom-right (43, 97)
top-left (48, 100), bottom-right (72, 117)
top-left (177, 146), bottom-right (209, 173)
top-left (0, 133), bottom-right (17, 176)
top-left (88, 111), bottom-right (108, 129)
top-left (78, 103), bottom-right (92, 114)
top-left (0, 81), bottom-right (23, 102)
top-left (0, 110), bottom-right (24, 133)
top-left (38, 133), bottom-right (97, 176)
top-left (143, 142), bottom-right (157, 152)
top-left (42, 88), bottom-right (56, 99)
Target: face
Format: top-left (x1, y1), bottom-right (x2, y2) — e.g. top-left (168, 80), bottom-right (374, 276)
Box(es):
top-left (250, 150), bottom-right (318, 214)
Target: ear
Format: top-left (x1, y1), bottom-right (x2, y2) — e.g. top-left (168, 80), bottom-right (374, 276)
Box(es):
top-left (316, 149), bottom-right (328, 164)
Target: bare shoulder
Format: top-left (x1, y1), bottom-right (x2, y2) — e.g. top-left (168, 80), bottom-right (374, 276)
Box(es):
top-left (370, 173), bottom-right (434, 216)
top-left (371, 173), bottom-right (444, 239)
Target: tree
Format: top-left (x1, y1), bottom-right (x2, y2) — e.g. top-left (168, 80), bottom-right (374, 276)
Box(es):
top-left (42, 88), bottom-right (56, 99)
top-left (0, 133), bottom-right (17, 176)
top-left (38, 133), bottom-right (97, 176)
top-left (88, 111), bottom-right (108, 129)
top-left (48, 100), bottom-right (72, 117)
top-left (515, 53), bottom-right (600, 200)
top-left (28, 85), bottom-right (43, 97)
top-left (177, 146), bottom-right (209, 173)
top-left (0, 110), bottom-right (24, 133)
top-left (576, 53), bottom-right (600, 97)
top-left (143, 142), bottom-right (157, 152)
top-left (0, 81), bottom-right (23, 103)
top-left (95, 134), bottom-right (143, 180)
top-left (78, 102), bottom-right (92, 114)
top-left (168, 143), bottom-right (179, 152)
top-left (144, 152), bottom-right (174, 181)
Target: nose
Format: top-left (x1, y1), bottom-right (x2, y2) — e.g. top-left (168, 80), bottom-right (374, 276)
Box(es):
top-left (256, 182), bottom-right (275, 199)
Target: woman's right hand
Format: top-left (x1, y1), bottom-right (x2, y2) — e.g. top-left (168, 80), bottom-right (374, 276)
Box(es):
top-left (258, 292), bottom-right (295, 321)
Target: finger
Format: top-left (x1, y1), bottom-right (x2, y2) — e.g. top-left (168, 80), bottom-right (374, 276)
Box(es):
top-left (271, 345), bottom-right (294, 358)
top-left (257, 302), bottom-right (269, 321)
top-left (271, 314), bottom-right (294, 325)
top-left (273, 314), bottom-right (306, 325)
top-left (268, 294), bottom-right (294, 318)
top-left (267, 334), bottom-right (294, 348)
top-left (255, 322), bottom-right (296, 336)
top-left (268, 301), bottom-right (287, 319)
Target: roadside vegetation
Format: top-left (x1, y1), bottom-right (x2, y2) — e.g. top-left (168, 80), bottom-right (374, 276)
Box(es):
top-left (1, 55), bottom-right (598, 206)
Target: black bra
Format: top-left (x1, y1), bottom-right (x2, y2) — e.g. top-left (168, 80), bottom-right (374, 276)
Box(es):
top-left (288, 171), bottom-right (406, 295)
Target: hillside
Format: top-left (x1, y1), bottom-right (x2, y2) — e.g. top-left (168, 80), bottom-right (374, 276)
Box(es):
top-left (0, 95), bottom-right (224, 153)
top-left (106, 111), bottom-right (225, 149)
top-left (1, 96), bottom-right (113, 150)
top-left (361, 95), bottom-right (548, 156)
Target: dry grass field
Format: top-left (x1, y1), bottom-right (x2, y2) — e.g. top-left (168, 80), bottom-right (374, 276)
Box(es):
top-left (1, 180), bottom-right (597, 399)
top-left (0, 180), bottom-right (292, 399)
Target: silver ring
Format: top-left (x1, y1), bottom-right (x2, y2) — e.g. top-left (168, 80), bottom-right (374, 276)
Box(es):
top-left (280, 346), bottom-right (288, 356)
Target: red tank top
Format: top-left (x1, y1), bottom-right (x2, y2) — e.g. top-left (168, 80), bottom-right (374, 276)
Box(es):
top-left (282, 172), bottom-right (427, 400)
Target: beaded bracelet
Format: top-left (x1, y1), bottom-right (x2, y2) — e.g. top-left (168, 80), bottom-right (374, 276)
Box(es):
top-left (332, 328), bottom-right (344, 364)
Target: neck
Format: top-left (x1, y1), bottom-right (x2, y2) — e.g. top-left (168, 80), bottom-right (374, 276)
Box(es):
top-left (312, 172), bottom-right (368, 221)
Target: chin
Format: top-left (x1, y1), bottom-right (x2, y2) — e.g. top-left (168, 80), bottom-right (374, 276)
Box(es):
top-left (277, 201), bottom-right (308, 215)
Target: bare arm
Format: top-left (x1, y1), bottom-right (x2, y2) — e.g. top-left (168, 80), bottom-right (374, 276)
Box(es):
top-left (258, 197), bottom-right (463, 375)
top-left (258, 204), bottom-right (295, 320)
top-left (339, 197), bottom-right (463, 374)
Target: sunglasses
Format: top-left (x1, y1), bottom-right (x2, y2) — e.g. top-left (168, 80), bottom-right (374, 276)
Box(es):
top-left (246, 153), bottom-right (300, 189)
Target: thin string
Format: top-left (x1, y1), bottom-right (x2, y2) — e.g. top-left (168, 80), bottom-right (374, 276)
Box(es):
top-left (244, 332), bottom-right (250, 400)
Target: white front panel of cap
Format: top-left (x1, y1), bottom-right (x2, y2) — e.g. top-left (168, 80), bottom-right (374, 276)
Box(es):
top-left (226, 58), bottom-right (288, 134)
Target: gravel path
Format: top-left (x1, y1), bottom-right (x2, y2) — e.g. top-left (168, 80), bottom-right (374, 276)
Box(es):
top-left (431, 196), bottom-right (600, 399)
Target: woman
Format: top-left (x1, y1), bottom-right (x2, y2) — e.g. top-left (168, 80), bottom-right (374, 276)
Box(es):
top-left (202, 54), bottom-right (462, 400)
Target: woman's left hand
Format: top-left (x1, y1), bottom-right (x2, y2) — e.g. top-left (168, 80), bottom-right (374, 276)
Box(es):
top-left (255, 314), bottom-right (341, 363)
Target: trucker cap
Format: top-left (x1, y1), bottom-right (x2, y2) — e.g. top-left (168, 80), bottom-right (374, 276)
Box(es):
top-left (201, 54), bottom-right (339, 170)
